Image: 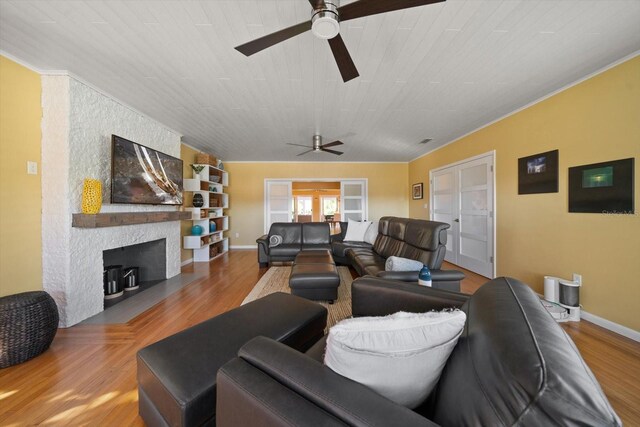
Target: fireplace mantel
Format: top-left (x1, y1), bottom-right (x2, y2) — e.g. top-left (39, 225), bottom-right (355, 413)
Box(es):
top-left (72, 211), bottom-right (190, 228)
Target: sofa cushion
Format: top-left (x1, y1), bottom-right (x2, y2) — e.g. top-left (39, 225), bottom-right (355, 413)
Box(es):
top-left (302, 223), bottom-right (330, 245)
top-left (403, 219), bottom-right (448, 251)
top-left (426, 277), bottom-right (622, 426)
top-left (324, 310), bottom-right (466, 409)
top-left (269, 223), bottom-right (302, 244)
top-left (269, 243), bottom-right (301, 258)
top-left (344, 219), bottom-right (371, 242)
top-left (331, 241), bottom-right (371, 258)
top-left (363, 221), bottom-right (379, 245)
top-left (301, 244), bottom-right (332, 252)
top-left (385, 256), bottom-right (423, 272)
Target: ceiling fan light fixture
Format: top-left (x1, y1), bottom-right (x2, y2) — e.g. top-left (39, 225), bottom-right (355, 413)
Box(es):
top-left (311, 2), bottom-right (340, 39)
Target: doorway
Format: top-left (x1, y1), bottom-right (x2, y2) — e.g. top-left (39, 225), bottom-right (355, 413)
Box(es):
top-left (264, 178), bottom-right (367, 234)
top-left (430, 152), bottom-right (495, 278)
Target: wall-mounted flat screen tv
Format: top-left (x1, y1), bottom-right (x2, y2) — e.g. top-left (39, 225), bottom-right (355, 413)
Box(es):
top-left (111, 135), bottom-right (183, 205)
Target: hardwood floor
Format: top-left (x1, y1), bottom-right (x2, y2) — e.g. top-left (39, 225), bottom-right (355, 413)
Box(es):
top-left (0, 250), bottom-right (638, 425)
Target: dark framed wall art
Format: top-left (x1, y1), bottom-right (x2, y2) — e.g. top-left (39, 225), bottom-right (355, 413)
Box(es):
top-left (568, 158), bottom-right (634, 214)
top-left (518, 149), bottom-right (559, 194)
top-left (412, 183), bottom-right (423, 200)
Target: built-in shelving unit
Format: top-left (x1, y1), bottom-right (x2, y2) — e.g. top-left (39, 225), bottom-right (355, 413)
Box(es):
top-left (183, 163), bottom-right (229, 262)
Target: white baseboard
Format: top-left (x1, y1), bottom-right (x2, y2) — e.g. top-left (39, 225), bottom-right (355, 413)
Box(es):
top-left (230, 245), bottom-right (257, 250)
top-left (181, 258), bottom-right (193, 267)
top-left (580, 310), bottom-right (640, 342)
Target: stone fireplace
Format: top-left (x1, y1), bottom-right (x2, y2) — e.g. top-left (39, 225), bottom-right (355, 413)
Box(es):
top-left (41, 74), bottom-right (183, 327)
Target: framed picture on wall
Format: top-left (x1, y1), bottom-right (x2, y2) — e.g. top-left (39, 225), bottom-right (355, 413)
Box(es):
top-left (568, 158), bottom-right (634, 213)
top-left (412, 183), bottom-right (423, 200)
top-left (518, 149), bottom-right (559, 194)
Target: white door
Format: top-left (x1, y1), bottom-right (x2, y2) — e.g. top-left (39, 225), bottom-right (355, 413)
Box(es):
top-left (431, 168), bottom-right (457, 262)
top-left (430, 154), bottom-right (494, 278)
top-left (265, 180), bottom-right (292, 233)
top-left (340, 180), bottom-right (367, 221)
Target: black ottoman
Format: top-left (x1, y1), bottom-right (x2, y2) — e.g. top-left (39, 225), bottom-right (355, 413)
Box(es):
top-left (137, 292), bottom-right (327, 427)
top-left (289, 250), bottom-right (340, 303)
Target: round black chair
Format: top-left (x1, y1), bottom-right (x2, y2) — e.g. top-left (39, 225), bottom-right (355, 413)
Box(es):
top-left (0, 291), bottom-right (59, 368)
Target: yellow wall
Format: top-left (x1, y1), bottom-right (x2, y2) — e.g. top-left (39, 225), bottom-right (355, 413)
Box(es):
top-left (0, 56), bottom-right (43, 296)
top-left (409, 56), bottom-right (640, 330)
top-left (225, 162), bottom-right (409, 245)
top-left (180, 144), bottom-right (199, 263)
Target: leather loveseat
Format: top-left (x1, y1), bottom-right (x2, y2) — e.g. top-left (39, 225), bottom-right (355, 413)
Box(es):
top-left (340, 217), bottom-right (465, 291)
top-left (256, 222), bottom-right (331, 267)
top-left (216, 276), bottom-right (622, 426)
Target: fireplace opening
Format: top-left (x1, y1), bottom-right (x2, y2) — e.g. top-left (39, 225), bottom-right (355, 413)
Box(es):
top-left (102, 238), bottom-right (167, 309)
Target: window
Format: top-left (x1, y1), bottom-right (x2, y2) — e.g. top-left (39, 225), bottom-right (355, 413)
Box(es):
top-left (322, 197), bottom-right (338, 216)
top-left (296, 196), bottom-right (313, 215)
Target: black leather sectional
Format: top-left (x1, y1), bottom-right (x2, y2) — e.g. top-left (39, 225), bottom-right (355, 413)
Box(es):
top-left (216, 276), bottom-right (622, 426)
top-left (258, 217), bottom-right (464, 291)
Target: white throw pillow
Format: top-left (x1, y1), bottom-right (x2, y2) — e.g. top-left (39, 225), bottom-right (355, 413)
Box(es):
top-left (324, 310), bottom-right (466, 409)
top-left (363, 221), bottom-right (379, 245)
top-left (385, 256), bottom-right (423, 272)
top-left (343, 219), bottom-right (371, 242)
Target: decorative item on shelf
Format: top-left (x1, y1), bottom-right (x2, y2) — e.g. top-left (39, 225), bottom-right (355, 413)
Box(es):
top-left (210, 221), bottom-right (217, 233)
top-left (200, 209), bottom-right (207, 219)
top-left (191, 225), bottom-right (203, 236)
top-left (191, 164), bottom-right (205, 175)
top-left (211, 175), bottom-right (221, 183)
top-left (196, 153), bottom-right (217, 166)
top-left (217, 160), bottom-right (224, 170)
top-left (81, 178), bottom-right (102, 214)
top-left (212, 187), bottom-right (218, 193)
top-left (192, 193), bottom-right (204, 208)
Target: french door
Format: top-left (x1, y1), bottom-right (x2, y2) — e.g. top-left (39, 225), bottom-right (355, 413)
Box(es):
top-left (264, 181), bottom-right (292, 233)
top-left (340, 180), bottom-right (367, 221)
top-left (265, 179), bottom-right (367, 233)
top-left (430, 153), bottom-right (495, 278)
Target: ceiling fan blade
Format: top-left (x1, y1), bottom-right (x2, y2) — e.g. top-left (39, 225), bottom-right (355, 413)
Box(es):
top-left (321, 140), bottom-right (344, 148)
top-left (235, 20), bottom-right (312, 56)
top-left (308, 0), bottom-right (326, 9)
top-left (327, 35), bottom-right (359, 82)
top-left (338, 0), bottom-right (445, 22)
top-left (320, 147), bottom-right (344, 155)
top-left (286, 143), bottom-right (313, 148)
top-left (297, 149), bottom-right (315, 156)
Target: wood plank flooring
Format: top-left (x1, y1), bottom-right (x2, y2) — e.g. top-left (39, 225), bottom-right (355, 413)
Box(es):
top-left (0, 250), bottom-right (638, 426)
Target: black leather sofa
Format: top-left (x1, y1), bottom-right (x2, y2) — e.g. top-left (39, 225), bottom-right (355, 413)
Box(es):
top-left (256, 222), bottom-right (331, 267)
top-left (334, 217), bottom-right (465, 291)
top-left (216, 276), bottom-right (622, 426)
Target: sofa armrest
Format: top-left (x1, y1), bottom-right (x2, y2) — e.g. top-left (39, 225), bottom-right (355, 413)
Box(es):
top-left (352, 276), bottom-right (469, 317)
top-left (256, 234), bottom-right (268, 248)
top-left (376, 270), bottom-right (419, 281)
top-left (221, 336), bottom-right (436, 427)
top-left (376, 269), bottom-right (465, 282)
top-left (431, 269), bottom-right (466, 282)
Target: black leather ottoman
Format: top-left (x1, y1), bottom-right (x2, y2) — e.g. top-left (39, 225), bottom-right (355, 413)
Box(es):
top-left (289, 250), bottom-right (340, 303)
top-left (136, 292), bottom-right (327, 427)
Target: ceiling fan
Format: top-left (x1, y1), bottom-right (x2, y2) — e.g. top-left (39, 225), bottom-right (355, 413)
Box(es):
top-left (287, 135), bottom-right (344, 156)
top-left (235, 0), bottom-right (445, 82)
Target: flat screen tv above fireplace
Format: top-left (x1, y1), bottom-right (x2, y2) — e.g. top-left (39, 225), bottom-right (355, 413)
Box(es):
top-left (111, 135), bottom-right (183, 205)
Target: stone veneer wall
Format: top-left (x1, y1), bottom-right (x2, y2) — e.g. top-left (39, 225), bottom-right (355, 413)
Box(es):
top-left (42, 75), bottom-right (182, 327)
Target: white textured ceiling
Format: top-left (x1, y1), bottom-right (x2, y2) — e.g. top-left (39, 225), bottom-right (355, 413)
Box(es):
top-left (1, 0), bottom-right (639, 161)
